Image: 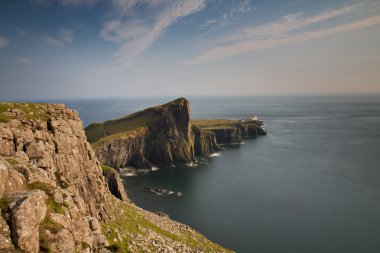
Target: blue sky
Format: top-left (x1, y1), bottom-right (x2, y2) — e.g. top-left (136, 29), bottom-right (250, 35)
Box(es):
top-left (1, 0), bottom-right (380, 100)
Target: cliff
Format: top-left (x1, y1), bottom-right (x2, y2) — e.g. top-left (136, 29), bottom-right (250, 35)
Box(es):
top-left (192, 119), bottom-right (267, 146)
top-left (86, 98), bottom-right (195, 169)
top-left (86, 98), bottom-right (267, 168)
top-left (0, 102), bottom-right (230, 253)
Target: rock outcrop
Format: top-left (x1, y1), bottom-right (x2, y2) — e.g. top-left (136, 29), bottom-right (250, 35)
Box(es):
top-left (192, 126), bottom-right (220, 158)
top-left (0, 102), bottom-right (230, 253)
top-left (86, 98), bottom-right (267, 168)
top-left (86, 98), bottom-right (195, 169)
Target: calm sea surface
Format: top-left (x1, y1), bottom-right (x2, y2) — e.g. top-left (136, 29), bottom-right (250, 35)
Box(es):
top-left (53, 96), bottom-right (380, 253)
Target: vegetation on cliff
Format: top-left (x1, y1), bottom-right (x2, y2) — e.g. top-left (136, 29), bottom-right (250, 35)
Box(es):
top-left (86, 98), bottom-right (186, 144)
top-left (0, 102), bottom-right (231, 253)
top-left (86, 98), bottom-right (267, 170)
top-left (86, 98), bottom-right (195, 169)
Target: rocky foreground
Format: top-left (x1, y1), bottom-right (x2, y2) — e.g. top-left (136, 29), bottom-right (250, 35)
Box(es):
top-left (86, 98), bottom-right (266, 170)
top-left (0, 102), bottom-right (231, 252)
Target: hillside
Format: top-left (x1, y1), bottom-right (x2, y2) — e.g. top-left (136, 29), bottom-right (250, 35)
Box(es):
top-left (86, 98), bottom-right (266, 170)
top-left (85, 98), bottom-right (195, 169)
top-left (0, 102), bottom-right (231, 253)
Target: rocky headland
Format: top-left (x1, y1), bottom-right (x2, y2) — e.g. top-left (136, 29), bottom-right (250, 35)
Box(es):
top-left (0, 102), bottom-right (230, 252)
top-left (85, 98), bottom-right (266, 170)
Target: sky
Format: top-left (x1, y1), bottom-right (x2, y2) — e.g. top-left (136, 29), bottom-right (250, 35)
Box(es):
top-left (0, 0), bottom-right (380, 100)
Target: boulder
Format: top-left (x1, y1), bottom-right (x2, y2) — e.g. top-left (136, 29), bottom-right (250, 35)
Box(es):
top-left (9, 190), bottom-right (48, 253)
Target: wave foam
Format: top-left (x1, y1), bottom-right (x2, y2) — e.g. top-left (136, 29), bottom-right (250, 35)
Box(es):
top-left (151, 166), bottom-right (160, 171)
top-left (209, 152), bottom-right (222, 157)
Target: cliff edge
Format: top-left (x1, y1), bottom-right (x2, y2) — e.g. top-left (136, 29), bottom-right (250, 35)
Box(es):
top-left (85, 98), bottom-right (267, 170)
top-left (0, 102), bottom-right (231, 253)
top-left (86, 98), bottom-right (195, 169)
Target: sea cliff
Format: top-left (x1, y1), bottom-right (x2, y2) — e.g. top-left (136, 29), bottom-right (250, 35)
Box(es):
top-left (0, 102), bottom-right (230, 252)
top-left (85, 98), bottom-right (266, 169)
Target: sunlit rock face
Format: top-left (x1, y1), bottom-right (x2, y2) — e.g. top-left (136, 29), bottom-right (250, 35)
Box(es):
top-left (0, 102), bottom-right (231, 253)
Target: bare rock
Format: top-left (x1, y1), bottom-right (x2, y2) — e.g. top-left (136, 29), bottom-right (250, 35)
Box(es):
top-left (9, 190), bottom-right (48, 253)
top-left (0, 160), bottom-right (24, 196)
top-left (0, 139), bottom-right (14, 157)
top-left (26, 141), bottom-right (46, 159)
top-left (0, 126), bottom-right (13, 140)
top-left (44, 228), bottom-right (75, 253)
top-left (89, 217), bottom-right (101, 233)
top-left (0, 216), bottom-right (16, 252)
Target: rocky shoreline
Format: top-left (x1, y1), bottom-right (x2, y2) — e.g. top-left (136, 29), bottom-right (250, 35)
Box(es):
top-left (86, 98), bottom-right (266, 171)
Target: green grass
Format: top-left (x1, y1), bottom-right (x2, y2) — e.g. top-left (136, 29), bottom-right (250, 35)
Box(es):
top-left (85, 123), bottom-right (106, 143)
top-left (81, 241), bottom-right (90, 250)
top-left (101, 200), bottom-right (230, 253)
top-left (40, 214), bottom-right (63, 233)
top-left (46, 197), bottom-right (65, 215)
top-left (0, 102), bottom-right (48, 123)
top-left (27, 182), bottom-right (55, 195)
top-left (5, 157), bottom-right (19, 165)
top-left (85, 99), bottom-right (185, 144)
top-left (0, 196), bottom-right (10, 222)
top-left (92, 127), bottom-right (147, 148)
top-left (39, 214), bottom-right (64, 253)
top-left (191, 119), bottom-right (237, 129)
top-left (85, 98), bottom-right (189, 144)
top-left (101, 164), bottom-right (117, 174)
top-left (39, 198), bottom-right (66, 252)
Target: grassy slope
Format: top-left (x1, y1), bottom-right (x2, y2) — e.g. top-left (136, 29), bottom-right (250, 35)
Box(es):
top-left (102, 197), bottom-right (231, 253)
top-left (0, 102), bottom-right (48, 122)
top-left (191, 119), bottom-right (237, 129)
top-left (85, 98), bottom-right (186, 144)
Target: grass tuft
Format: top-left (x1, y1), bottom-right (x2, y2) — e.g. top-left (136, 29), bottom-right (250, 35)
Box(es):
top-left (27, 182), bottom-right (55, 195)
top-left (46, 197), bottom-right (65, 215)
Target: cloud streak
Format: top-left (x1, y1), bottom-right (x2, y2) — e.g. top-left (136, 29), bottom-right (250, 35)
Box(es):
top-left (57, 0), bottom-right (99, 6)
top-left (43, 28), bottom-right (74, 46)
top-left (0, 36), bottom-right (10, 48)
top-left (101, 0), bottom-right (206, 63)
top-left (30, 0), bottom-right (99, 6)
top-left (186, 4), bottom-right (380, 65)
top-left (200, 0), bottom-right (252, 29)
top-left (16, 57), bottom-right (32, 65)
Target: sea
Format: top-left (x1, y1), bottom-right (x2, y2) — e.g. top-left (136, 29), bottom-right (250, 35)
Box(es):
top-left (52, 95), bottom-right (380, 253)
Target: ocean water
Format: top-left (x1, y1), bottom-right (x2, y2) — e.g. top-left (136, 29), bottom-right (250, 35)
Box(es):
top-left (59, 95), bottom-right (380, 253)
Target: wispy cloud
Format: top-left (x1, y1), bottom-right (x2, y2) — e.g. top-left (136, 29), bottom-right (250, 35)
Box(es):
top-left (57, 0), bottom-right (99, 6)
top-left (0, 36), bottom-right (10, 48)
top-left (186, 4), bottom-right (380, 65)
top-left (16, 28), bottom-right (27, 36)
top-left (101, 0), bottom-right (206, 63)
top-left (58, 29), bottom-right (74, 43)
top-left (200, 0), bottom-right (252, 29)
top-left (42, 28), bottom-right (74, 46)
top-left (200, 18), bottom-right (217, 28)
top-left (222, 0), bottom-right (251, 21)
top-left (30, 0), bottom-right (99, 6)
top-left (16, 57), bottom-right (32, 65)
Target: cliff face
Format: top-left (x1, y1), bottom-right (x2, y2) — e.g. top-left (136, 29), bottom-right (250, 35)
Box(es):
top-left (0, 103), bottom-right (114, 252)
top-left (86, 98), bottom-right (267, 168)
top-left (192, 119), bottom-right (267, 148)
top-left (86, 98), bottom-right (195, 169)
top-left (0, 102), bottom-right (230, 253)
top-left (192, 126), bottom-right (219, 158)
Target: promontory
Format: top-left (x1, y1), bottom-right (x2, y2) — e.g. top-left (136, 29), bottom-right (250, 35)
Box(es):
top-left (85, 98), bottom-right (266, 170)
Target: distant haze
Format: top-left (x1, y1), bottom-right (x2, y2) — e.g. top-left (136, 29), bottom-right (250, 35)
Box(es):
top-left (1, 0), bottom-right (380, 100)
